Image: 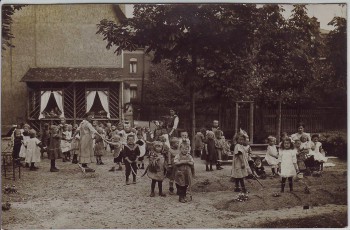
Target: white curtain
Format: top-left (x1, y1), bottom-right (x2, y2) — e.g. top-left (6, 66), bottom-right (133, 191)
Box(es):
top-left (86, 91), bottom-right (97, 114)
top-left (39, 91), bottom-right (51, 119)
top-left (124, 88), bottom-right (131, 104)
top-left (53, 91), bottom-right (64, 118)
top-left (97, 91), bottom-right (110, 118)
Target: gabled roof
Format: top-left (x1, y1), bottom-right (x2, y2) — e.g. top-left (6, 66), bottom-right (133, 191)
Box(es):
top-left (21, 68), bottom-right (123, 82)
top-left (113, 5), bottom-right (127, 21)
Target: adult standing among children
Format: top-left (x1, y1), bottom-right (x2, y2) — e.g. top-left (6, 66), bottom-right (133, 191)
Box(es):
top-left (167, 109), bottom-right (179, 138)
top-left (74, 114), bottom-right (97, 172)
top-left (290, 122), bottom-right (311, 142)
top-left (211, 120), bottom-right (223, 135)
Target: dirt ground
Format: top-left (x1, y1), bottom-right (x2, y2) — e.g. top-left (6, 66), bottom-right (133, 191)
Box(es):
top-left (1, 146), bottom-right (348, 229)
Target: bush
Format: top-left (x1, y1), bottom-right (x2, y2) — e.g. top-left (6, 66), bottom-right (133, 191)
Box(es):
top-left (318, 131), bottom-right (347, 160)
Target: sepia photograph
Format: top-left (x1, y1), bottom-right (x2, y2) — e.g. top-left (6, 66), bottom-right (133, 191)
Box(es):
top-left (0, 1), bottom-right (347, 228)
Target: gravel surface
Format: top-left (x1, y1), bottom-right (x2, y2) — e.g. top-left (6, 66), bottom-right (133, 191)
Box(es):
top-left (1, 150), bottom-right (347, 229)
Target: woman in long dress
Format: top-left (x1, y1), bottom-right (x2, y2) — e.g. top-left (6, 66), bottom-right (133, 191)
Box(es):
top-left (75, 114), bottom-right (97, 172)
top-left (290, 122), bottom-right (311, 142)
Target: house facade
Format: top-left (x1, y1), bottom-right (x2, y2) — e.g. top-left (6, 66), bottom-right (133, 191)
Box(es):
top-left (1, 4), bottom-right (150, 132)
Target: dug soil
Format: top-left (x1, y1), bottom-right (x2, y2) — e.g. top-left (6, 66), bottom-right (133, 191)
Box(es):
top-left (1, 143), bottom-right (347, 228)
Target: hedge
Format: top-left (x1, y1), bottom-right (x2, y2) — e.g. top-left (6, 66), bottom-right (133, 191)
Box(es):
top-left (318, 130), bottom-right (347, 160)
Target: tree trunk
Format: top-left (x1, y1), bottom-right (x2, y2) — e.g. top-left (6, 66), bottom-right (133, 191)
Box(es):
top-left (276, 99), bottom-right (282, 143)
top-left (235, 102), bottom-right (239, 134)
top-left (190, 85), bottom-right (196, 156)
top-left (218, 100), bottom-right (221, 126)
top-left (190, 48), bottom-right (197, 156)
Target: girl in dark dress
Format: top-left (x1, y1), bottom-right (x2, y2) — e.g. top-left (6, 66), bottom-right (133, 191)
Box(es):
top-left (47, 125), bottom-right (62, 172)
top-left (40, 123), bottom-right (50, 158)
top-left (12, 129), bottom-right (23, 165)
top-left (205, 131), bottom-right (217, 171)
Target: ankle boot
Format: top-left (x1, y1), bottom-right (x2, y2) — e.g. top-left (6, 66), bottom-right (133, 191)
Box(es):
top-left (179, 195), bottom-right (186, 203)
top-left (206, 165), bottom-right (210, 171)
top-left (158, 182), bottom-right (166, 196)
top-left (109, 166), bottom-right (116, 172)
top-left (281, 183), bottom-right (285, 193)
top-left (159, 192), bottom-right (166, 197)
top-left (289, 182), bottom-right (293, 192)
top-left (72, 154), bottom-right (78, 164)
top-left (216, 163), bottom-right (223, 170)
top-left (62, 153), bottom-right (67, 162)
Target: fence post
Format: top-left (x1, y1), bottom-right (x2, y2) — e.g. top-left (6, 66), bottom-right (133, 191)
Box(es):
top-left (276, 99), bottom-right (282, 143)
top-left (235, 102), bottom-right (239, 134)
top-left (249, 102), bottom-right (254, 144)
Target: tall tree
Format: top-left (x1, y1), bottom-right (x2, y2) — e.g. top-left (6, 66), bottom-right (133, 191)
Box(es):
top-left (286, 5), bottom-right (322, 115)
top-left (97, 4), bottom-right (256, 150)
top-left (2, 5), bottom-right (25, 51)
top-left (143, 61), bottom-right (189, 107)
top-left (325, 16), bottom-right (347, 106)
top-left (250, 4), bottom-right (290, 141)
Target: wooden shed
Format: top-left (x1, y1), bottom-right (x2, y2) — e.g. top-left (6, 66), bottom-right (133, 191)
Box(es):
top-left (21, 67), bottom-right (123, 131)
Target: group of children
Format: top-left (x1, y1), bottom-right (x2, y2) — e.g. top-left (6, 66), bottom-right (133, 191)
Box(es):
top-left (10, 122), bottom-right (81, 172)
top-left (264, 132), bottom-right (327, 176)
top-left (11, 123), bottom-right (43, 171)
top-left (100, 122), bottom-right (194, 203)
top-left (194, 129), bottom-right (230, 171)
top-left (9, 120), bottom-right (195, 203)
top-left (9, 120), bottom-right (328, 202)
top-left (229, 129), bottom-right (328, 194)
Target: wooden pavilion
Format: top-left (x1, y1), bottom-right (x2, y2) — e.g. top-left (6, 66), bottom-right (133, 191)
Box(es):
top-left (21, 67), bottom-right (124, 131)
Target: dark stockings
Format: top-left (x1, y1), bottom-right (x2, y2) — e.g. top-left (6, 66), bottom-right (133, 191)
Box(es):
top-left (50, 159), bottom-right (56, 169)
top-left (151, 180), bottom-right (163, 194)
top-left (272, 168), bottom-right (276, 174)
top-left (281, 177), bottom-right (293, 192)
top-left (235, 178), bottom-right (246, 192)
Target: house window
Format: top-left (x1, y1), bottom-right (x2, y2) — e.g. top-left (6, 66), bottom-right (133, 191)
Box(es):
top-left (130, 58), bottom-right (137, 73)
top-left (39, 91), bottom-right (64, 119)
top-left (86, 90), bottom-right (110, 118)
top-left (130, 84), bottom-right (137, 99)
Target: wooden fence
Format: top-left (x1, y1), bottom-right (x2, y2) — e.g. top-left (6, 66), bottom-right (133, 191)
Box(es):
top-left (140, 104), bottom-right (346, 142)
